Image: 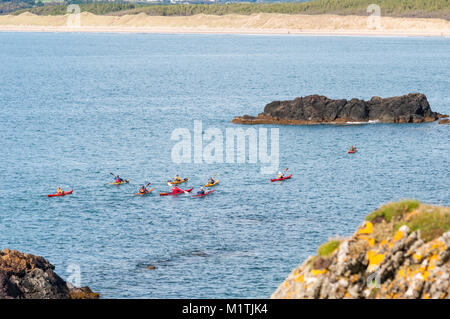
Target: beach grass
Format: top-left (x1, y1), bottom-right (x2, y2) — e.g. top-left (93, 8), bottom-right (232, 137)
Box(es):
top-left (7, 0), bottom-right (450, 20)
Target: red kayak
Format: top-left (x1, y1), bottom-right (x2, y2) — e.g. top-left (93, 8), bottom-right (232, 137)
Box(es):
top-left (270, 174), bottom-right (292, 182)
top-left (192, 190), bottom-right (215, 197)
top-left (159, 188), bottom-right (193, 196)
top-left (348, 149), bottom-right (357, 154)
top-left (48, 190), bottom-right (73, 197)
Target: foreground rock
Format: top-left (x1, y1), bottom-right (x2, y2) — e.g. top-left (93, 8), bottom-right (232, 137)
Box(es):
top-left (439, 119), bottom-right (450, 124)
top-left (271, 201), bottom-right (450, 299)
top-left (0, 249), bottom-right (99, 299)
top-left (233, 93), bottom-right (445, 125)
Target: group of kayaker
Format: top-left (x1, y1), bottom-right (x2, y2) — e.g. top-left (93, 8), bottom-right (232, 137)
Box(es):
top-left (110, 174), bottom-right (218, 196)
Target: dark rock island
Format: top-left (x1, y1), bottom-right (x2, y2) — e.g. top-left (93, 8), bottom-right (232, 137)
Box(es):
top-left (0, 249), bottom-right (99, 299)
top-left (233, 93), bottom-right (446, 125)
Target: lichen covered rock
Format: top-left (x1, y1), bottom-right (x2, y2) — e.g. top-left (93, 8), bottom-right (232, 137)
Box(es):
top-left (271, 201), bottom-right (450, 299)
top-left (0, 249), bottom-right (99, 299)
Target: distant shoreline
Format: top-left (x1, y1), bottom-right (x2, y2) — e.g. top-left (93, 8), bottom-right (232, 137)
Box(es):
top-left (0, 13), bottom-right (449, 37)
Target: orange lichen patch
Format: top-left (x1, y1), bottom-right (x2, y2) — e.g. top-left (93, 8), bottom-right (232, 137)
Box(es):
top-left (351, 274), bottom-right (359, 283)
top-left (284, 281), bottom-right (288, 287)
top-left (367, 250), bottom-right (385, 271)
top-left (295, 274), bottom-right (305, 283)
top-left (427, 254), bottom-right (440, 270)
top-left (421, 271), bottom-right (430, 281)
top-left (431, 240), bottom-right (446, 251)
top-left (393, 230), bottom-right (404, 241)
top-left (380, 239), bottom-right (388, 247)
top-left (357, 222), bottom-right (373, 235)
top-left (311, 269), bottom-right (327, 276)
top-left (368, 238), bottom-right (376, 247)
top-left (397, 268), bottom-right (406, 278)
top-left (423, 293), bottom-right (430, 299)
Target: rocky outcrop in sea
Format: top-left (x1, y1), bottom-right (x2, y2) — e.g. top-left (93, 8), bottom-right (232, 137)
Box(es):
top-left (233, 93), bottom-right (445, 125)
top-left (0, 249), bottom-right (99, 299)
top-left (271, 201), bottom-right (450, 299)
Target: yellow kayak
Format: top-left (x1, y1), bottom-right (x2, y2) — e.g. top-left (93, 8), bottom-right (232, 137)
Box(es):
top-left (167, 178), bottom-right (188, 186)
top-left (109, 180), bottom-right (130, 185)
top-left (204, 180), bottom-right (219, 187)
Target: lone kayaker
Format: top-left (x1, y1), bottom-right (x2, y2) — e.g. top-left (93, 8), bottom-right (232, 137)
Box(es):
top-left (208, 176), bottom-right (215, 185)
top-left (349, 145), bottom-right (357, 152)
top-left (57, 187), bottom-right (63, 194)
top-left (277, 171), bottom-right (285, 179)
top-left (197, 187), bottom-right (205, 195)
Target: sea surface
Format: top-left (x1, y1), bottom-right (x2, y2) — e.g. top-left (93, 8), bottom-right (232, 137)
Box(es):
top-left (0, 32), bottom-right (449, 298)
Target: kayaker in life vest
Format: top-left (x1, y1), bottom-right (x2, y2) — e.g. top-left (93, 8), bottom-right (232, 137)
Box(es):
top-left (139, 185), bottom-right (148, 194)
top-left (349, 145), bottom-right (357, 152)
top-left (172, 186), bottom-right (182, 194)
top-left (197, 187), bottom-right (205, 195)
top-left (277, 171), bottom-right (285, 179)
top-left (57, 187), bottom-right (63, 194)
top-left (208, 177), bottom-right (215, 185)
top-left (115, 175), bottom-right (124, 183)
top-left (174, 175), bottom-right (182, 182)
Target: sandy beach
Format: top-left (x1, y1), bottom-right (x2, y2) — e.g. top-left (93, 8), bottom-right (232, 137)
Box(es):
top-left (0, 12), bottom-right (449, 36)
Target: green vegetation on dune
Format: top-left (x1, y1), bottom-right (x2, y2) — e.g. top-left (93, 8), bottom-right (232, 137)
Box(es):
top-left (5, 0), bottom-right (450, 20)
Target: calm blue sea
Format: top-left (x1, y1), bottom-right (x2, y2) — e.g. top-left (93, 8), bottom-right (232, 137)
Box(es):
top-left (0, 32), bottom-right (449, 298)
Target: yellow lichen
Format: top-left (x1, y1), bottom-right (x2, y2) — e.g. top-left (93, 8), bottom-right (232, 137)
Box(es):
top-left (393, 230), bottom-right (404, 241)
top-left (295, 274), bottom-right (304, 283)
top-left (311, 269), bottom-right (327, 276)
top-left (367, 250), bottom-right (385, 271)
top-left (357, 222), bottom-right (373, 235)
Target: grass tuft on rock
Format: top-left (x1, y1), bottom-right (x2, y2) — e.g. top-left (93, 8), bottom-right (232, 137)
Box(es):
top-left (366, 200), bottom-right (420, 222)
top-left (396, 205), bottom-right (450, 242)
top-left (317, 240), bottom-right (340, 257)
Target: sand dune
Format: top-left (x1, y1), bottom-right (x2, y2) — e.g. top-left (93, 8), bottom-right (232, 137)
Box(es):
top-left (0, 12), bottom-right (449, 36)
